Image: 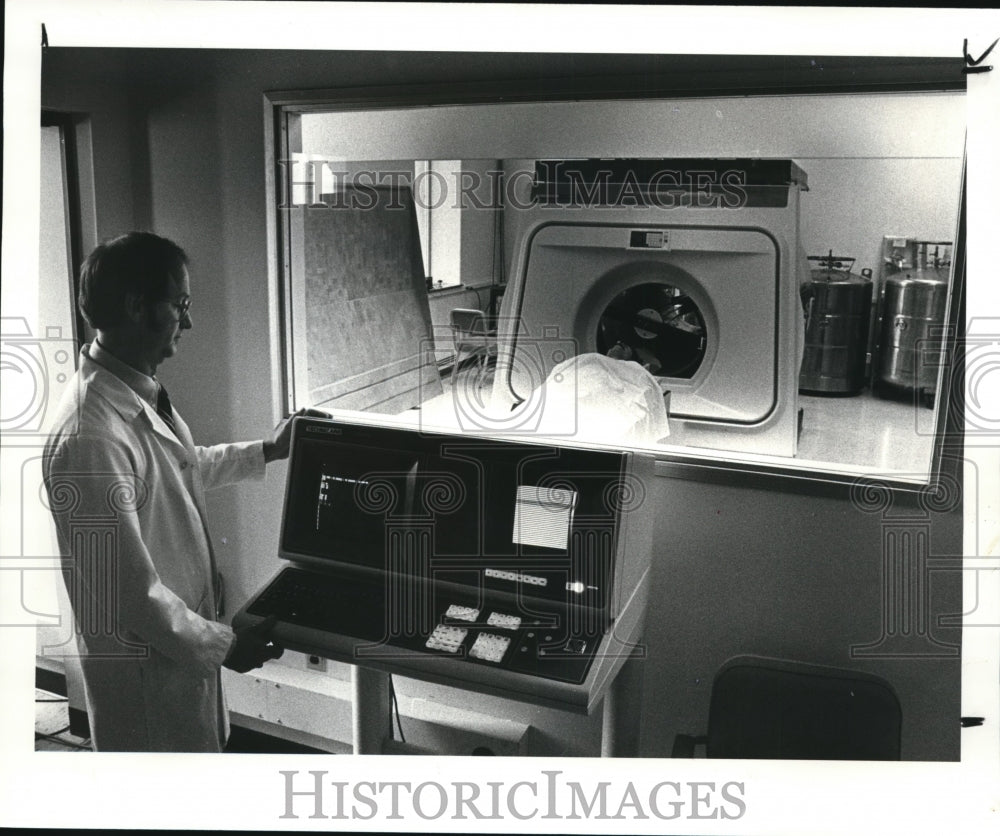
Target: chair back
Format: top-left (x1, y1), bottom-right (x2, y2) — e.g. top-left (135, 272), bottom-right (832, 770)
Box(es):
top-left (450, 308), bottom-right (492, 351)
top-left (450, 307), bottom-right (489, 334)
top-left (705, 655), bottom-right (902, 760)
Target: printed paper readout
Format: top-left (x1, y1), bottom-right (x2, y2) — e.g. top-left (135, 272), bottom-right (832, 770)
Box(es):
top-left (512, 485), bottom-right (578, 550)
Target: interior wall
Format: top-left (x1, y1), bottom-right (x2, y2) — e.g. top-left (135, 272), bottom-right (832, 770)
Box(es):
top-left (40, 51), bottom-right (137, 246)
top-left (457, 159), bottom-right (501, 285)
top-left (798, 157), bottom-right (962, 274)
top-left (40, 48), bottom-right (964, 759)
top-left (300, 93), bottom-right (964, 161)
top-left (303, 94), bottom-right (964, 286)
top-left (640, 464), bottom-right (963, 760)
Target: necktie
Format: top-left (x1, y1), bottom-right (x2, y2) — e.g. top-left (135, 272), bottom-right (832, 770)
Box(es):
top-left (156, 383), bottom-right (180, 440)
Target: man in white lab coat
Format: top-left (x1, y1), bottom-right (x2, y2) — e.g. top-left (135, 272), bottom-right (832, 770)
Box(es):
top-left (44, 231), bottom-right (301, 752)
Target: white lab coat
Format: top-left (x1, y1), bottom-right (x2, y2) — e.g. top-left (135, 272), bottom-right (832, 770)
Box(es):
top-left (43, 347), bottom-right (265, 752)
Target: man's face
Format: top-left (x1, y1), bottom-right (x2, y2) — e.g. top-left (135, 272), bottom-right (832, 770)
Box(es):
top-left (142, 266), bottom-right (193, 368)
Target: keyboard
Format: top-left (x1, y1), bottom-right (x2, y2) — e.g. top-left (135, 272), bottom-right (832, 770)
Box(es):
top-left (247, 567), bottom-right (389, 641)
top-left (247, 566), bottom-right (604, 684)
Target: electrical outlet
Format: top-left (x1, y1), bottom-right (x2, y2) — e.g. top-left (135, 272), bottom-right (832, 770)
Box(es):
top-left (306, 655), bottom-right (328, 673)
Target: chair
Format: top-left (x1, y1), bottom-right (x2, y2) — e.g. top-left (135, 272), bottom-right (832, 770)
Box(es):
top-left (672, 655), bottom-right (902, 760)
top-left (449, 308), bottom-right (497, 389)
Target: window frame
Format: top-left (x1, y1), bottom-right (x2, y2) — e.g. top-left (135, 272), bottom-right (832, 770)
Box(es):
top-left (263, 58), bottom-right (967, 497)
top-left (40, 110), bottom-right (95, 352)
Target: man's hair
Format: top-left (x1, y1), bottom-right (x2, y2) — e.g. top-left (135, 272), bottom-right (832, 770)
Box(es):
top-left (78, 231), bottom-right (188, 330)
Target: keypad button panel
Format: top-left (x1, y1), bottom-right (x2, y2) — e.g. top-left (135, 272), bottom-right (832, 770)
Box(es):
top-left (425, 624), bottom-right (468, 653)
top-left (469, 632), bottom-right (511, 663)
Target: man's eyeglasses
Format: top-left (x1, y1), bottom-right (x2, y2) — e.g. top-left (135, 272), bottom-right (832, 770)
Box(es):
top-left (161, 295), bottom-right (192, 317)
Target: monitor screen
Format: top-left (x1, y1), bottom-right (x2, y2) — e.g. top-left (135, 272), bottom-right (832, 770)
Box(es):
top-left (281, 434), bottom-right (421, 567)
top-left (280, 419), bottom-right (630, 608)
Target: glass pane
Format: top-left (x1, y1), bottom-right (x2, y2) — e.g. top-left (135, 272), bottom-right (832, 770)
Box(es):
top-left (282, 92), bottom-right (964, 481)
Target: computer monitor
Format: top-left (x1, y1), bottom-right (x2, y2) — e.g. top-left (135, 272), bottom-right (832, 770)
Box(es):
top-left (238, 416), bottom-right (653, 710)
top-left (278, 418), bottom-right (634, 619)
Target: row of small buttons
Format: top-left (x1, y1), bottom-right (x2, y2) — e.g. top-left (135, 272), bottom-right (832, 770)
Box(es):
top-left (487, 612), bottom-right (522, 630)
top-left (484, 568), bottom-right (547, 587)
top-left (445, 604), bottom-right (479, 622)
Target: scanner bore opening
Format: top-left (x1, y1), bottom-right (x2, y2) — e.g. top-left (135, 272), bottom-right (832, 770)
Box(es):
top-left (596, 281), bottom-right (707, 378)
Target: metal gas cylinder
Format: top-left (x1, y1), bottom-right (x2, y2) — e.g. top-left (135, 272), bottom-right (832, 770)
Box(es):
top-left (798, 252), bottom-right (873, 395)
top-left (875, 240), bottom-right (952, 395)
top-left (876, 276), bottom-right (949, 393)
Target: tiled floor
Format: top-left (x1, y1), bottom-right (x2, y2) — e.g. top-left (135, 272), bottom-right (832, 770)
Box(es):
top-left (798, 389), bottom-right (937, 475)
top-left (34, 689), bottom-right (92, 752)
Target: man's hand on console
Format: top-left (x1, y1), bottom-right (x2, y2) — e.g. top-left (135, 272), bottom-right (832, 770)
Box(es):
top-left (223, 614), bottom-right (285, 673)
top-left (263, 407), bottom-right (331, 463)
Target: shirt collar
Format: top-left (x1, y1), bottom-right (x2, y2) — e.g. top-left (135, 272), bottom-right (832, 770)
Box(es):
top-left (88, 339), bottom-right (160, 408)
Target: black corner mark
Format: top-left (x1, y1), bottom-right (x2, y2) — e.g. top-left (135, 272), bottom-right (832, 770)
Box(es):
top-left (963, 37), bottom-right (998, 74)
top-left (42, 23), bottom-right (48, 48)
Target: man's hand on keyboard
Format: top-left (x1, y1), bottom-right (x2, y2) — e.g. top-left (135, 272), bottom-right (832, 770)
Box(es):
top-left (223, 614), bottom-right (285, 673)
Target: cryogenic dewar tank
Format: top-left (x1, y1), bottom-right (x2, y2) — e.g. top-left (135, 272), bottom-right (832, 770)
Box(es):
top-left (799, 253), bottom-right (874, 396)
top-left (873, 239), bottom-right (953, 402)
